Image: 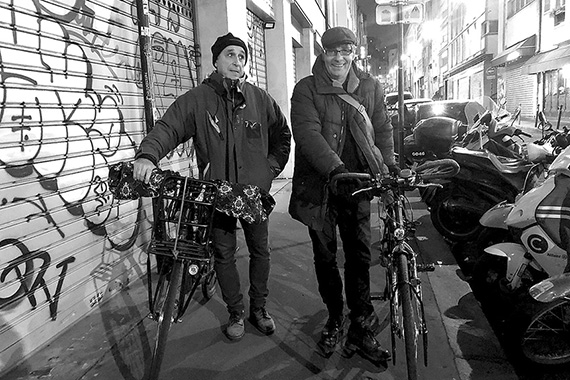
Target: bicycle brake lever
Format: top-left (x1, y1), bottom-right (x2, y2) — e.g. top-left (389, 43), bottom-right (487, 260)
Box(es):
top-left (417, 183), bottom-right (443, 189)
top-left (351, 187), bottom-right (374, 196)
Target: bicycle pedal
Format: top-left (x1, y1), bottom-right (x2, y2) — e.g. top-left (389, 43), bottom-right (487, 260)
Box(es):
top-left (417, 263), bottom-right (436, 272)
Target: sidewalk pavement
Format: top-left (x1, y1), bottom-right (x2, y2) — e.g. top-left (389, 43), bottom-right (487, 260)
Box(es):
top-left (2, 179), bottom-right (518, 380)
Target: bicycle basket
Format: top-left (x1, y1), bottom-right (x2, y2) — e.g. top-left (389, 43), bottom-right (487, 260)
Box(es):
top-left (148, 174), bottom-right (218, 260)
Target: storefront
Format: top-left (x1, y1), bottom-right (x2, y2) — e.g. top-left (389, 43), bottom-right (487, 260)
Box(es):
top-left (523, 44), bottom-right (570, 123)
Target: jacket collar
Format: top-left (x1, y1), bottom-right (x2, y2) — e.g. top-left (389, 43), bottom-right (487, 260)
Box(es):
top-left (312, 55), bottom-right (360, 95)
top-left (203, 71), bottom-right (246, 108)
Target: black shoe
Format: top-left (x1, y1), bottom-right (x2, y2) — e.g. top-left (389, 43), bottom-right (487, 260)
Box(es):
top-left (316, 314), bottom-right (345, 358)
top-left (342, 317), bottom-right (390, 366)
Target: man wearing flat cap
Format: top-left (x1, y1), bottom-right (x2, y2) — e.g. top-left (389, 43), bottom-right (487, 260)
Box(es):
top-left (134, 32), bottom-right (291, 341)
top-left (289, 26), bottom-right (396, 364)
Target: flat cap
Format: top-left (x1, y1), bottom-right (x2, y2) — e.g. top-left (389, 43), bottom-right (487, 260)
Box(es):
top-left (321, 27), bottom-right (357, 49)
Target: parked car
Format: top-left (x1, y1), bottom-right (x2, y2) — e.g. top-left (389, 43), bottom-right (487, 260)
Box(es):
top-left (385, 91), bottom-right (413, 111)
top-left (414, 99), bottom-right (477, 127)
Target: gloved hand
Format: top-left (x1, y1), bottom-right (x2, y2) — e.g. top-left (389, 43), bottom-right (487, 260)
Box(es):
top-left (329, 164), bottom-right (348, 179)
top-left (335, 178), bottom-right (364, 199)
top-left (329, 165), bottom-right (355, 199)
top-left (387, 164), bottom-right (401, 177)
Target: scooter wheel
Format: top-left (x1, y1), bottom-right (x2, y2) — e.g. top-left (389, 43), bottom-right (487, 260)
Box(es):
top-left (429, 192), bottom-right (486, 242)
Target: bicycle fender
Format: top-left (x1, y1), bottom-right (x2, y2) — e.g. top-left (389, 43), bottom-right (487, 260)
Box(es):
top-left (484, 242), bottom-right (528, 282)
top-left (530, 273), bottom-right (570, 303)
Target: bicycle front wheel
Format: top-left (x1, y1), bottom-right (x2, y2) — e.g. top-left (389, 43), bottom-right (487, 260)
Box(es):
top-left (518, 298), bottom-right (570, 365)
top-left (149, 258), bottom-right (183, 380)
top-left (397, 253), bottom-right (419, 380)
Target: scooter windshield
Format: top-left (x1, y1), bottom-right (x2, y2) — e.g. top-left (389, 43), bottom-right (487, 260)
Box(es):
top-left (548, 145), bottom-right (570, 173)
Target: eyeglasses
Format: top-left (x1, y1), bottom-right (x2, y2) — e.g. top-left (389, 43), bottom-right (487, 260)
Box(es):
top-left (324, 48), bottom-right (353, 57)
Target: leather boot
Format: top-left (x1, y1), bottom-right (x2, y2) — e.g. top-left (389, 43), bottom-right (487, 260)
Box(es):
top-left (359, 311), bottom-right (381, 336)
top-left (316, 314), bottom-right (345, 358)
top-left (342, 314), bottom-right (390, 365)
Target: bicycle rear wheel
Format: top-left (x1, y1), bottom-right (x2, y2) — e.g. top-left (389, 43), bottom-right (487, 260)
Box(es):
top-left (397, 252), bottom-right (419, 380)
top-left (149, 258), bottom-right (183, 380)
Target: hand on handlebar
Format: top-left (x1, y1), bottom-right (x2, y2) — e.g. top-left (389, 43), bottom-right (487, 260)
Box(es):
top-left (133, 157), bottom-right (157, 184)
top-left (333, 178), bottom-right (368, 199)
top-left (387, 164), bottom-right (401, 177)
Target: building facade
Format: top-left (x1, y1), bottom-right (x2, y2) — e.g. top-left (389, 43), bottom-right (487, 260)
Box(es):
top-left (0, 0), bottom-right (368, 374)
top-left (399, 0), bottom-right (568, 122)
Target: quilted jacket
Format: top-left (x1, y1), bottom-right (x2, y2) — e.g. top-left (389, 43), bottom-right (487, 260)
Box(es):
top-left (288, 55), bottom-right (395, 230)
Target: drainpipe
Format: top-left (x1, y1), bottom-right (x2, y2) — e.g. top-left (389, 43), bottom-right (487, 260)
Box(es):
top-left (324, 0), bottom-right (330, 29)
top-left (135, 0), bottom-right (156, 133)
top-left (537, 0), bottom-right (542, 52)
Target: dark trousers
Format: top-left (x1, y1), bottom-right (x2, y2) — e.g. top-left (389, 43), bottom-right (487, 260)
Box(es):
top-left (212, 211), bottom-right (270, 316)
top-left (308, 196), bottom-right (374, 321)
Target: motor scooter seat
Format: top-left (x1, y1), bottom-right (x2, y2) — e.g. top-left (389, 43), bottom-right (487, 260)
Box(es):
top-left (488, 152), bottom-right (533, 174)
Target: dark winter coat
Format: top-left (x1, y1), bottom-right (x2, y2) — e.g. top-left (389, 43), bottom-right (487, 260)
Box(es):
top-left (288, 55), bottom-right (395, 230)
top-left (135, 72), bottom-right (291, 192)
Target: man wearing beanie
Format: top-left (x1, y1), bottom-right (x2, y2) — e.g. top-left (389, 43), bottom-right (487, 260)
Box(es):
top-left (289, 26), bottom-right (396, 365)
top-left (134, 32), bottom-right (291, 341)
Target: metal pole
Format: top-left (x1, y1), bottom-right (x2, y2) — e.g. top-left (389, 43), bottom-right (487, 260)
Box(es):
top-left (135, 0), bottom-right (156, 133)
top-left (397, 1), bottom-right (405, 168)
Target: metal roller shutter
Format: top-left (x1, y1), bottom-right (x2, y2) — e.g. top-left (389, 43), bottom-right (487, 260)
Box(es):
top-left (247, 9), bottom-right (267, 90)
top-left (0, 0), bottom-right (198, 372)
top-left (506, 60), bottom-right (536, 118)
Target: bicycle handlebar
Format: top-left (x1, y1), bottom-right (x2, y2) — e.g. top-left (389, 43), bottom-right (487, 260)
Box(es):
top-left (329, 159), bottom-right (460, 196)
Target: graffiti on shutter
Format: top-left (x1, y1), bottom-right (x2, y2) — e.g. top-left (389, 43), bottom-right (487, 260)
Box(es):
top-left (0, 0), bottom-right (197, 371)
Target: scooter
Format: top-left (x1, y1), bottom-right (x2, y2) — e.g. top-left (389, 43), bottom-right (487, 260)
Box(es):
top-left (402, 97), bottom-right (526, 166)
top-left (421, 109), bottom-right (555, 243)
top-left (469, 142), bottom-right (570, 334)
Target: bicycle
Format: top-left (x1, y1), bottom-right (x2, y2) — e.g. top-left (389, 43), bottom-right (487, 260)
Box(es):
top-left (330, 159), bottom-right (460, 380)
top-left (108, 162), bottom-right (219, 380)
top-left (144, 173), bottom-right (219, 380)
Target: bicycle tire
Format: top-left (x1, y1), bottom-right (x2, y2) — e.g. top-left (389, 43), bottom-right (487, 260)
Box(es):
top-left (149, 258), bottom-right (183, 380)
top-left (397, 252), bottom-right (419, 380)
top-left (517, 298), bottom-right (570, 365)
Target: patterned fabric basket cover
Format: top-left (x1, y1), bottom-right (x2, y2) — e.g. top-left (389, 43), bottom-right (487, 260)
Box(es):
top-left (108, 162), bottom-right (275, 224)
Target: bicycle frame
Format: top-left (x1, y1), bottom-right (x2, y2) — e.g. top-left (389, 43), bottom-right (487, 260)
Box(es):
top-left (379, 183), bottom-right (429, 378)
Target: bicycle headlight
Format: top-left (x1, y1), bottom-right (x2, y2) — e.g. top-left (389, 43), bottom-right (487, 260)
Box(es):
top-left (394, 227), bottom-right (405, 240)
top-left (188, 264), bottom-right (200, 276)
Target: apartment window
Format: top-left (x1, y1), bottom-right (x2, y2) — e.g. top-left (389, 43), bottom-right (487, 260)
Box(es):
top-left (554, 0), bottom-right (566, 25)
top-left (507, 0), bottom-right (536, 18)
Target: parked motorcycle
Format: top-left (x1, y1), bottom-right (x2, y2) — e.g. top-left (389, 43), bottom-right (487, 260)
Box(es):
top-left (470, 142), bottom-right (570, 331)
top-left (402, 97), bottom-right (525, 166)
top-left (422, 111), bottom-right (556, 243)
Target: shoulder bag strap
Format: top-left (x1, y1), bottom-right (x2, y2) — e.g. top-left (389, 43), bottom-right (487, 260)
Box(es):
top-left (336, 93), bottom-right (382, 174)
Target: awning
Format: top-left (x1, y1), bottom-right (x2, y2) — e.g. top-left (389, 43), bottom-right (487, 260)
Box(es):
top-left (522, 44), bottom-right (570, 74)
top-left (490, 35), bottom-right (536, 67)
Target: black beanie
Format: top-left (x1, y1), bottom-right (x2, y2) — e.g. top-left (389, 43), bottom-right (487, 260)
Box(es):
top-left (211, 33), bottom-right (248, 66)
